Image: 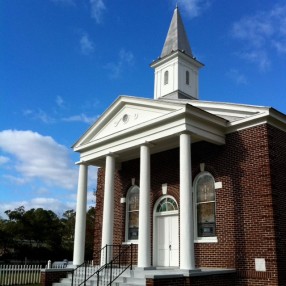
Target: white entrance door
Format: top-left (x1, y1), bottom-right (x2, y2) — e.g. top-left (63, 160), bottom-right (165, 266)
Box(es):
top-left (157, 214), bottom-right (179, 266)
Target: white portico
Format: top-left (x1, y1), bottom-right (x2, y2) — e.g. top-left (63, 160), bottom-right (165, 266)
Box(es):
top-left (72, 95), bottom-right (226, 267)
top-left (72, 7), bottom-right (226, 269)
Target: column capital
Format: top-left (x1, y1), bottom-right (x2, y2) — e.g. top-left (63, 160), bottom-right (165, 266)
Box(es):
top-left (106, 152), bottom-right (118, 158)
top-left (75, 160), bottom-right (89, 166)
top-left (140, 141), bottom-right (155, 148)
top-left (179, 131), bottom-right (192, 136)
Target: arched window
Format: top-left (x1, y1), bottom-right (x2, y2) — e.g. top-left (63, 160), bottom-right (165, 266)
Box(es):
top-left (126, 186), bottom-right (139, 241)
top-left (194, 172), bottom-right (216, 238)
top-left (156, 197), bottom-right (178, 213)
top-left (164, 70), bottom-right (169, 85)
top-left (186, 70), bottom-right (190, 85)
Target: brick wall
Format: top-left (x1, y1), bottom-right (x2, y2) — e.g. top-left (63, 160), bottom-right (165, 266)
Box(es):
top-left (146, 276), bottom-right (185, 286)
top-left (268, 125), bottom-right (286, 285)
top-left (93, 167), bottom-right (104, 265)
top-left (40, 269), bottom-right (70, 286)
top-left (93, 123), bottom-right (284, 285)
top-left (187, 273), bottom-right (236, 286)
top-left (146, 273), bottom-right (236, 286)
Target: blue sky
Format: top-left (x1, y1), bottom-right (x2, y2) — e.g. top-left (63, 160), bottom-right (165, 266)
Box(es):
top-left (1, 0), bottom-right (286, 217)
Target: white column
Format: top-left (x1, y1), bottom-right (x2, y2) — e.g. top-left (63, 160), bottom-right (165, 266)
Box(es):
top-left (180, 133), bottom-right (195, 270)
top-left (138, 144), bottom-right (151, 268)
top-left (101, 155), bottom-right (115, 264)
top-left (73, 164), bottom-right (88, 265)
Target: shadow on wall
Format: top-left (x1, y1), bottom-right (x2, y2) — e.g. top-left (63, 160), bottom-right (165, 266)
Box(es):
top-left (192, 131), bottom-right (248, 275)
top-left (268, 125), bottom-right (286, 285)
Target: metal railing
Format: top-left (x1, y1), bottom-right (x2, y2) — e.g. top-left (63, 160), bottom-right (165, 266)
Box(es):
top-left (71, 244), bottom-right (137, 286)
top-left (71, 245), bottom-right (106, 286)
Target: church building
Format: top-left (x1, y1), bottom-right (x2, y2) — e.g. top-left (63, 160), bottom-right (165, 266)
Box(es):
top-left (72, 7), bottom-right (286, 286)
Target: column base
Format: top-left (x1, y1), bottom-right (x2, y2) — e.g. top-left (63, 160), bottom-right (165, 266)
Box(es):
top-left (179, 269), bottom-right (202, 275)
top-left (135, 266), bottom-right (157, 271)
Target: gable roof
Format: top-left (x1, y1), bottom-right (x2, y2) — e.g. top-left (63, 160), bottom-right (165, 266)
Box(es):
top-left (160, 97), bottom-right (286, 133)
top-left (73, 94), bottom-right (286, 167)
top-left (73, 96), bottom-right (226, 166)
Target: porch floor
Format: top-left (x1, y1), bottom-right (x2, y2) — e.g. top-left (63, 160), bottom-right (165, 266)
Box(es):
top-left (134, 266), bottom-right (236, 278)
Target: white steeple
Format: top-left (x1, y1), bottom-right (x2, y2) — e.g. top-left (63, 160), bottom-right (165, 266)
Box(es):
top-left (151, 7), bottom-right (204, 100)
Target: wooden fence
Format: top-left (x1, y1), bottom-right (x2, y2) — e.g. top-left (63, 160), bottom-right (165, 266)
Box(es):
top-left (0, 265), bottom-right (41, 285)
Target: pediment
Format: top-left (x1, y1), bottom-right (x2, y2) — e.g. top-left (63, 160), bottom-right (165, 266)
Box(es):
top-left (74, 96), bottom-right (183, 149)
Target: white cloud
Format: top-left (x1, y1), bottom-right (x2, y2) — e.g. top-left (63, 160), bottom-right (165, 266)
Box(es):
top-left (87, 166), bottom-right (97, 204)
top-left (226, 69), bottom-right (247, 85)
top-left (56, 96), bottom-right (65, 108)
top-left (119, 49), bottom-right (134, 65)
top-left (82, 99), bottom-right (101, 110)
top-left (0, 198), bottom-right (74, 218)
top-left (90, 0), bottom-right (106, 23)
top-left (0, 155), bottom-right (10, 165)
top-left (87, 190), bottom-right (95, 204)
top-left (0, 190), bottom-right (95, 218)
top-left (3, 174), bottom-right (30, 185)
top-left (23, 109), bottom-right (55, 124)
top-left (232, 15), bottom-right (273, 48)
top-left (80, 33), bottom-right (95, 55)
top-left (36, 187), bottom-right (50, 195)
top-left (239, 50), bottom-right (270, 71)
top-left (63, 113), bottom-right (98, 124)
top-left (231, 3), bottom-right (286, 70)
top-left (105, 49), bottom-right (134, 79)
top-left (272, 40), bottom-right (286, 54)
top-left (0, 130), bottom-right (77, 190)
top-left (176, 0), bottom-right (211, 18)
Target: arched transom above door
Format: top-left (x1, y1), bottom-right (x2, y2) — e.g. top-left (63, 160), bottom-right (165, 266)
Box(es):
top-left (155, 197), bottom-right (178, 214)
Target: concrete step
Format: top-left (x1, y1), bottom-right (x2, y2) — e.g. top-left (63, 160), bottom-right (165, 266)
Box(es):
top-left (53, 267), bottom-right (146, 286)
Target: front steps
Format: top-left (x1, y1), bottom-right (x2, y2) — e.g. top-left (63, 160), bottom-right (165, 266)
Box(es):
top-left (53, 266), bottom-right (146, 286)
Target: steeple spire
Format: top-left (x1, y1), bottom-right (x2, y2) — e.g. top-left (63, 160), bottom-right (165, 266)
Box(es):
top-left (151, 6), bottom-right (203, 100)
top-left (161, 6), bottom-right (193, 58)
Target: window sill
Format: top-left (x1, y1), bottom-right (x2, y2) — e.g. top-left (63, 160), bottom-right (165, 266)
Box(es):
top-left (122, 241), bottom-right (138, 245)
top-left (195, 237), bottom-right (218, 243)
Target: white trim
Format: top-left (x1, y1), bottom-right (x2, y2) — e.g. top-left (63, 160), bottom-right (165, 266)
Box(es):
top-left (122, 241), bottom-right (138, 245)
top-left (73, 96), bottom-right (227, 166)
top-left (195, 237), bottom-right (218, 243)
top-left (155, 210), bottom-right (179, 216)
top-left (73, 96), bottom-right (183, 147)
top-left (162, 183), bottom-right (168, 195)
top-left (153, 195), bottom-right (179, 267)
top-left (193, 171), bottom-right (217, 243)
top-left (215, 182), bottom-right (222, 189)
top-left (125, 185), bottom-right (140, 243)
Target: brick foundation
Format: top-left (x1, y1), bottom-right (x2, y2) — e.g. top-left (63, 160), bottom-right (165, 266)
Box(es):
top-left (146, 272), bottom-right (236, 286)
top-left (40, 269), bottom-right (71, 286)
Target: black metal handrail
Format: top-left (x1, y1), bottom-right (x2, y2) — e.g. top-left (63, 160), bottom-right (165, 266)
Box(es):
top-left (71, 244), bottom-right (108, 286)
top-left (72, 244), bottom-right (136, 286)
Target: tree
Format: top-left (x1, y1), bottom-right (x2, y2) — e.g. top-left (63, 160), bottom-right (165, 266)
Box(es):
top-left (61, 209), bottom-right (76, 256)
top-left (0, 206), bottom-right (95, 262)
top-left (85, 207), bottom-right (95, 260)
